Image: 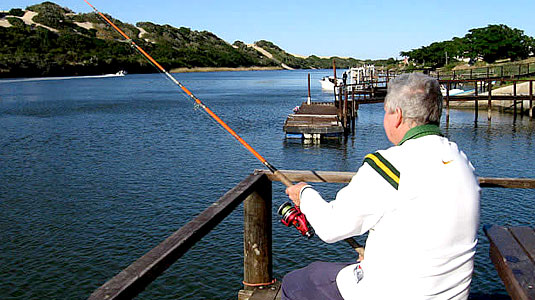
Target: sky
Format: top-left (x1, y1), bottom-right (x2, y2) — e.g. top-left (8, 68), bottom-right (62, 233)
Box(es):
top-left (2, 0), bottom-right (535, 60)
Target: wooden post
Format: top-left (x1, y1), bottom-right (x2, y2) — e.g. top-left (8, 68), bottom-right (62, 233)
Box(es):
top-left (470, 69), bottom-right (473, 79)
top-left (520, 84), bottom-right (524, 115)
top-left (530, 80), bottom-right (534, 119)
top-left (351, 82), bottom-right (356, 132)
top-left (513, 81), bottom-right (517, 118)
top-left (339, 86), bottom-right (344, 120)
top-left (351, 82), bottom-right (355, 103)
top-left (307, 73), bottom-right (311, 105)
top-left (501, 66), bottom-right (504, 78)
top-left (333, 60), bottom-right (337, 103)
top-left (446, 81), bottom-right (450, 124)
top-left (487, 67), bottom-right (490, 79)
top-left (488, 80), bottom-right (492, 121)
top-left (352, 98), bottom-right (356, 134)
top-left (474, 80), bottom-right (479, 122)
top-left (344, 89), bottom-right (349, 133)
top-left (243, 175), bottom-right (272, 290)
top-left (518, 64), bottom-right (522, 77)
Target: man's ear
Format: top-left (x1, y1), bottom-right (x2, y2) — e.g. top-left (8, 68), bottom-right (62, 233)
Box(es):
top-left (394, 107), bottom-right (403, 128)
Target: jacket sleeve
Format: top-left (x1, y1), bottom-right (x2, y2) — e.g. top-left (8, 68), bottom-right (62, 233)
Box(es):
top-left (299, 162), bottom-right (395, 243)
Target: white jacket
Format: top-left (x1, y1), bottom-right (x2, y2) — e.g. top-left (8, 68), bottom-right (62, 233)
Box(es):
top-left (300, 131), bottom-right (480, 300)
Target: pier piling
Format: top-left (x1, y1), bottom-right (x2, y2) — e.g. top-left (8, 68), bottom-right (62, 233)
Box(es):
top-left (243, 175), bottom-right (272, 290)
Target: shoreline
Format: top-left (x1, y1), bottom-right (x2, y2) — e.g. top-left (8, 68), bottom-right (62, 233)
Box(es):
top-left (0, 66), bottom-right (287, 79)
top-left (169, 66), bottom-right (283, 73)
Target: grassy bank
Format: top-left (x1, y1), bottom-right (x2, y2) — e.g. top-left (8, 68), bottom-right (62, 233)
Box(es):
top-left (169, 66), bottom-right (283, 73)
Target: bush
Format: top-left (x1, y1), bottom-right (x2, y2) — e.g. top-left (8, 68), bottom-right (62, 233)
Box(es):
top-left (8, 8), bottom-right (25, 17)
top-left (6, 17), bottom-right (25, 27)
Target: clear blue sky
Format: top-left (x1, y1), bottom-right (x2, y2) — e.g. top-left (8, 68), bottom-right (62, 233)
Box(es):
top-left (3, 0), bottom-right (535, 60)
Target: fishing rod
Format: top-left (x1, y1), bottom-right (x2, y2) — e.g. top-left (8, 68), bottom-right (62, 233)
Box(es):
top-left (83, 0), bottom-right (364, 257)
top-left (83, 0), bottom-right (292, 186)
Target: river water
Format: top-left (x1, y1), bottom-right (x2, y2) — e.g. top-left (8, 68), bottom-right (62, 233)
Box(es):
top-left (1, 70), bottom-right (533, 299)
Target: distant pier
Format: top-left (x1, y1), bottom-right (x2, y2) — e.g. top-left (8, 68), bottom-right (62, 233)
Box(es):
top-left (285, 63), bottom-right (535, 141)
top-left (283, 67), bottom-right (393, 141)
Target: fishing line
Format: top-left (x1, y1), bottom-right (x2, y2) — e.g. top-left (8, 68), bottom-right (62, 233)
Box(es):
top-left (83, 0), bottom-right (363, 253)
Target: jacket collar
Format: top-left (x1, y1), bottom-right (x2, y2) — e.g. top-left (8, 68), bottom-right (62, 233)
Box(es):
top-left (398, 124), bottom-right (442, 146)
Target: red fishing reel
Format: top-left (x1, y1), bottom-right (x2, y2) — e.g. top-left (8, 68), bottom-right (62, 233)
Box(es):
top-left (278, 202), bottom-right (314, 238)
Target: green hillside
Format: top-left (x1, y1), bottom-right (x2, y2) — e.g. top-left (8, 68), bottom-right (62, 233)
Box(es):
top-left (0, 1), bottom-right (369, 78)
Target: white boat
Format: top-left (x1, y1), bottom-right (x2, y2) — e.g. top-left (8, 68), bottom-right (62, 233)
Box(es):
top-left (320, 76), bottom-right (343, 91)
top-left (440, 85), bottom-right (471, 96)
top-left (320, 65), bottom-right (376, 92)
top-left (115, 70), bottom-right (127, 76)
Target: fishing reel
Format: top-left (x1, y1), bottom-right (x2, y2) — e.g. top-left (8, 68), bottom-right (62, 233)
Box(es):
top-left (277, 202), bottom-right (314, 238)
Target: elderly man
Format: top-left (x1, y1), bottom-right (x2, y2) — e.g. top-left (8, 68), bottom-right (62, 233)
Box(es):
top-left (283, 73), bottom-right (480, 300)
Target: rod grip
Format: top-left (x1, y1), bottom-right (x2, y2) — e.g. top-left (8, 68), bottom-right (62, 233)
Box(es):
top-left (344, 238), bottom-right (365, 260)
top-left (275, 170), bottom-right (364, 257)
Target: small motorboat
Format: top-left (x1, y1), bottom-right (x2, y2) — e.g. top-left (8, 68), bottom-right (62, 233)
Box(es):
top-left (320, 76), bottom-right (343, 91)
top-left (440, 85), bottom-right (472, 96)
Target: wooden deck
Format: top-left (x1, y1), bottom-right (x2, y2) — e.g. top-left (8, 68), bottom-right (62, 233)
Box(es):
top-left (484, 225), bottom-right (535, 300)
top-left (283, 103), bottom-right (344, 138)
top-left (238, 281), bottom-right (281, 300)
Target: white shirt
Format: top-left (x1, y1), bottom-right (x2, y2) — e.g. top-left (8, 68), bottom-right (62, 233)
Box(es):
top-left (300, 134), bottom-right (480, 300)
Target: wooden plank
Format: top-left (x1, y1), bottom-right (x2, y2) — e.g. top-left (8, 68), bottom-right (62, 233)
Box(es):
top-left (484, 225), bottom-right (535, 300)
top-left (258, 170), bottom-right (535, 188)
top-left (510, 227), bottom-right (535, 262)
top-left (249, 281), bottom-right (281, 300)
top-left (258, 169), bottom-right (355, 183)
top-left (479, 178), bottom-right (535, 189)
top-left (238, 289), bottom-right (254, 300)
top-left (88, 173), bottom-right (268, 300)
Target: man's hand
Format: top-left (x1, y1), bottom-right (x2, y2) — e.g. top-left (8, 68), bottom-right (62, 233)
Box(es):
top-left (285, 182), bottom-right (309, 207)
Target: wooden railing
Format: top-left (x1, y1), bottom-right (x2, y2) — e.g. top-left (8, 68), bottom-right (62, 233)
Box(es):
top-left (88, 170), bottom-right (535, 299)
top-left (434, 63), bottom-right (535, 81)
top-left (440, 78), bottom-right (535, 120)
top-left (88, 172), bottom-right (273, 299)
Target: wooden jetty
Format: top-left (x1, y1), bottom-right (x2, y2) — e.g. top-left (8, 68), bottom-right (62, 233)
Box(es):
top-left (86, 169), bottom-right (535, 300)
top-left (284, 66), bottom-right (535, 139)
top-left (441, 78), bottom-right (535, 121)
top-left (283, 102), bottom-right (344, 140)
top-left (283, 70), bottom-right (390, 141)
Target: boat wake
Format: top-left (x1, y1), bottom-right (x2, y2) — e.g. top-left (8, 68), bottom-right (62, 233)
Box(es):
top-left (0, 71), bottom-right (126, 83)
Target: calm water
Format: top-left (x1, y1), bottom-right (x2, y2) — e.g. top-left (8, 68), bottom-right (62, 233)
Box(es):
top-left (1, 70), bottom-right (534, 299)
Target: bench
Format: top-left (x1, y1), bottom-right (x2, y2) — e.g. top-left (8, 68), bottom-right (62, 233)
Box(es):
top-left (484, 225), bottom-right (535, 300)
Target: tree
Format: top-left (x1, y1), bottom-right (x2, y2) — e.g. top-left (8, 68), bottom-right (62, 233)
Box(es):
top-left (400, 24), bottom-right (534, 66)
top-left (465, 24), bottom-right (532, 62)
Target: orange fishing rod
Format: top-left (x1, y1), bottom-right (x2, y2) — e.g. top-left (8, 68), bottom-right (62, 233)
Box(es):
top-left (84, 0), bottom-right (363, 254)
top-left (83, 0), bottom-right (293, 186)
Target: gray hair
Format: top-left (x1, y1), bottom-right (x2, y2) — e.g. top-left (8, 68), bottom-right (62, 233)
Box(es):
top-left (384, 73), bottom-right (443, 126)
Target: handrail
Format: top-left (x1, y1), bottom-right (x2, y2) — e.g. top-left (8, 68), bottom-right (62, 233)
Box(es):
top-left (88, 173), bottom-right (270, 300)
top-left (439, 78), bottom-right (535, 83)
top-left (88, 170), bottom-right (535, 299)
top-left (258, 170), bottom-right (535, 189)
